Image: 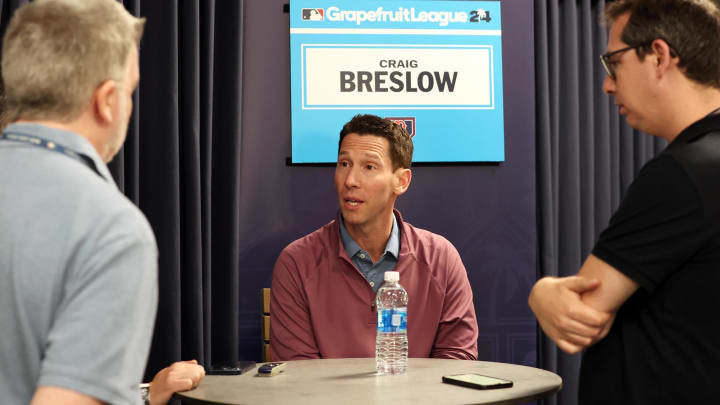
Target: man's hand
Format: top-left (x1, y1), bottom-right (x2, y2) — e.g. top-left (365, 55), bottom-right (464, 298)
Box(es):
top-left (149, 360), bottom-right (205, 405)
top-left (529, 276), bottom-right (612, 354)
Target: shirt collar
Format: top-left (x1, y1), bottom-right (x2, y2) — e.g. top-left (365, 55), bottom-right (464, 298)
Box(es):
top-left (338, 212), bottom-right (400, 260)
top-left (4, 122), bottom-right (116, 187)
top-left (668, 110), bottom-right (720, 148)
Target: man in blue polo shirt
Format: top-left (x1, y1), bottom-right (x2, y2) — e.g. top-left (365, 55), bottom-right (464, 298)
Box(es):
top-left (0, 1), bottom-right (202, 405)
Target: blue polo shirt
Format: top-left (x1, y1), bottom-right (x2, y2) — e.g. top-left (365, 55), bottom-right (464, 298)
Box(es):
top-left (339, 212), bottom-right (399, 292)
top-left (0, 123), bottom-right (158, 405)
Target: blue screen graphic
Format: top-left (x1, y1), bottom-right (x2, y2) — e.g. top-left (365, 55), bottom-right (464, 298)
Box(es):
top-left (290, 0), bottom-right (504, 163)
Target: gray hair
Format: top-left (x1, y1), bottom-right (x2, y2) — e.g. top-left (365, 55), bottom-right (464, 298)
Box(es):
top-left (2, 0), bottom-right (145, 122)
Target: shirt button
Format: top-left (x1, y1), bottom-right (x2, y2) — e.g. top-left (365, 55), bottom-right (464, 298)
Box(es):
top-left (370, 281), bottom-right (375, 287)
top-left (359, 253), bottom-right (366, 259)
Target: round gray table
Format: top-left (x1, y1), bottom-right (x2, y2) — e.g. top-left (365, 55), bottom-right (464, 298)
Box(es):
top-left (175, 358), bottom-right (561, 405)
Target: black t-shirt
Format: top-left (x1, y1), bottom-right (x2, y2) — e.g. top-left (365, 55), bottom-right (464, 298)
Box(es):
top-left (579, 114), bottom-right (720, 404)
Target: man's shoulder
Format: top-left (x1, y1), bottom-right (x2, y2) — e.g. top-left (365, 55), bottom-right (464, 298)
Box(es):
top-left (659, 128), bottom-right (720, 226)
top-left (1, 150), bottom-right (155, 247)
top-left (72, 178), bottom-right (156, 248)
top-left (665, 116), bottom-right (720, 172)
top-left (402, 220), bottom-right (457, 248)
top-left (400, 220), bottom-right (461, 262)
top-left (280, 219), bottom-right (337, 258)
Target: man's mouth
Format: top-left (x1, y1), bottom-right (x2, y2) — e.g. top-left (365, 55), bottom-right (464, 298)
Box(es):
top-left (344, 198), bottom-right (363, 207)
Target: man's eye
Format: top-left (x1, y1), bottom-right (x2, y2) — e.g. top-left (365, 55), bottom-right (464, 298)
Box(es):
top-left (338, 161), bottom-right (349, 167)
top-left (365, 164), bottom-right (375, 170)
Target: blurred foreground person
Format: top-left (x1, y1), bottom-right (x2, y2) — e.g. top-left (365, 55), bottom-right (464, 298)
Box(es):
top-left (0, 1), bottom-right (202, 404)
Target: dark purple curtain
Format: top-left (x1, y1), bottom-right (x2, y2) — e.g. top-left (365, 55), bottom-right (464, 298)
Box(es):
top-left (111, 0), bottom-right (246, 385)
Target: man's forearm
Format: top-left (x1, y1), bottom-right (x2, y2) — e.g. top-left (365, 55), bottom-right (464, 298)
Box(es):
top-left (431, 346), bottom-right (477, 360)
top-left (30, 386), bottom-right (102, 405)
top-left (269, 257), bottom-right (321, 360)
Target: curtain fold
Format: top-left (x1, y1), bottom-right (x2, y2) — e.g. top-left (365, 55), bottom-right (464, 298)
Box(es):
top-left (534, 1), bottom-right (665, 403)
top-left (109, 0), bottom-right (246, 384)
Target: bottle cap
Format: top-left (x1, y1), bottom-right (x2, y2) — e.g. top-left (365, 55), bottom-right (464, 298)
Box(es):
top-left (384, 271), bottom-right (399, 283)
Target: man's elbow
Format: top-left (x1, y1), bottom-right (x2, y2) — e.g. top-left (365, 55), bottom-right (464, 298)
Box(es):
top-left (430, 346), bottom-right (478, 360)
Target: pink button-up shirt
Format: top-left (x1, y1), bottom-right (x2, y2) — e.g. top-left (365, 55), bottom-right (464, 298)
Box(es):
top-left (270, 210), bottom-right (478, 361)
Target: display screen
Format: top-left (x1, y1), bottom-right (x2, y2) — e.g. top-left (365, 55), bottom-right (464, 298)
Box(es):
top-left (289, 0), bottom-right (505, 163)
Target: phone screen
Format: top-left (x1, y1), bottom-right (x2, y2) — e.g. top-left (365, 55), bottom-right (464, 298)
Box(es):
top-left (448, 374), bottom-right (511, 385)
top-left (443, 373), bottom-right (513, 389)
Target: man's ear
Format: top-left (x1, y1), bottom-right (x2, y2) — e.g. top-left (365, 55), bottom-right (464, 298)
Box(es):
top-left (93, 79), bottom-right (118, 126)
top-left (651, 38), bottom-right (674, 78)
top-left (393, 168), bottom-right (412, 196)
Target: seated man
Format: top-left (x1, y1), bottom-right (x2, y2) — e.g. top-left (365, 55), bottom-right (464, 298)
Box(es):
top-left (270, 114), bottom-right (478, 360)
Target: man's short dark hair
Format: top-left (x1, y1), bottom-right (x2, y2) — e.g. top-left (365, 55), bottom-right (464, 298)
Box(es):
top-left (338, 114), bottom-right (413, 170)
top-left (605, 0), bottom-right (720, 89)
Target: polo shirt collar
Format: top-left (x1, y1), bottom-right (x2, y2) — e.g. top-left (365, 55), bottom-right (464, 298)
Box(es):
top-left (338, 211), bottom-right (400, 260)
top-left (4, 122), bottom-right (116, 186)
top-left (668, 110), bottom-right (720, 147)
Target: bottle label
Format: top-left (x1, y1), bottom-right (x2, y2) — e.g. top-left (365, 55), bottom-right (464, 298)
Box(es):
top-left (377, 308), bottom-right (407, 333)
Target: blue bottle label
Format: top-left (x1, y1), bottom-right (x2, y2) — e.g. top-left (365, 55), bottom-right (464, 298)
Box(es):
top-left (377, 308), bottom-right (407, 333)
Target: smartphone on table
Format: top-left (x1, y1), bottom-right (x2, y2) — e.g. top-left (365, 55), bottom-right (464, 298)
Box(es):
top-left (442, 373), bottom-right (513, 390)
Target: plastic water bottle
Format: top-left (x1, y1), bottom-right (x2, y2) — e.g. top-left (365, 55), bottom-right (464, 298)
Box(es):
top-left (375, 271), bottom-right (408, 375)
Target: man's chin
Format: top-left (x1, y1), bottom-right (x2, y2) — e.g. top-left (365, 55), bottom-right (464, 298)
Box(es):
top-left (623, 115), bottom-right (643, 132)
top-left (339, 210), bottom-right (363, 226)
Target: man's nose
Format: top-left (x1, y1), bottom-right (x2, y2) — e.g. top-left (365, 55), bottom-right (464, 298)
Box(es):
top-left (602, 75), bottom-right (615, 95)
top-left (344, 166), bottom-right (360, 188)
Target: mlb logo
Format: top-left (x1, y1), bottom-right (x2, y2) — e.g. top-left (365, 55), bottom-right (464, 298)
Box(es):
top-left (386, 117), bottom-right (416, 138)
top-left (302, 8), bottom-right (324, 21)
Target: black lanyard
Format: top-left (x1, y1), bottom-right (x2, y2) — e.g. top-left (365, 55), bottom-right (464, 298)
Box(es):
top-left (0, 132), bottom-right (104, 180)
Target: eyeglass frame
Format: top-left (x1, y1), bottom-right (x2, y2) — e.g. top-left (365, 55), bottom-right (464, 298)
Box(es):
top-left (600, 38), bottom-right (679, 80)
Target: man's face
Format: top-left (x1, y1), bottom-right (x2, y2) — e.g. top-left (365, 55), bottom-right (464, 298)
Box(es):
top-left (602, 12), bottom-right (658, 133)
top-left (334, 133), bottom-right (402, 231)
top-left (106, 46), bottom-right (139, 162)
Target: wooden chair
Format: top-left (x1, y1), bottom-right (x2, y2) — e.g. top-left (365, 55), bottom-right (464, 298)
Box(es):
top-left (261, 288), bottom-right (271, 362)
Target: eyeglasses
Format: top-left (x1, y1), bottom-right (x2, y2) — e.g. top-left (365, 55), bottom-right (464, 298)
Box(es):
top-left (599, 43), bottom-right (651, 80)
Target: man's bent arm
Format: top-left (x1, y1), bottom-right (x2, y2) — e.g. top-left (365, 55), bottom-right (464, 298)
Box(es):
top-left (30, 386), bottom-right (102, 405)
top-left (38, 235), bottom-right (157, 405)
top-left (529, 254), bottom-right (638, 354)
top-left (430, 249), bottom-right (479, 360)
top-left (269, 251), bottom-right (321, 360)
top-left (578, 254), bottom-right (638, 318)
top-left (529, 275), bottom-right (611, 354)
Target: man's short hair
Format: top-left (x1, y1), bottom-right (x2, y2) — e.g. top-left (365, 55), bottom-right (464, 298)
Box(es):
top-left (339, 114), bottom-right (414, 170)
top-left (1, 0), bottom-right (145, 123)
top-left (605, 0), bottom-right (720, 89)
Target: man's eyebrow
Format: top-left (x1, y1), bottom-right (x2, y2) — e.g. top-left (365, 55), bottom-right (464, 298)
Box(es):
top-left (338, 150), bottom-right (383, 160)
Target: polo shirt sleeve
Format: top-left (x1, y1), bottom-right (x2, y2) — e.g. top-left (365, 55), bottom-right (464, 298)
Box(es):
top-left (36, 228), bottom-right (158, 405)
top-left (592, 155), bottom-right (708, 292)
top-left (430, 242), bottom-right (479, 360)
top-left (269, 249), bottom-right (321, 361)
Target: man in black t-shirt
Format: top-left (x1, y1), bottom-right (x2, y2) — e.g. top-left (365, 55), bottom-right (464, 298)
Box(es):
top-left (529, 1), bottom-right (720, 403)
